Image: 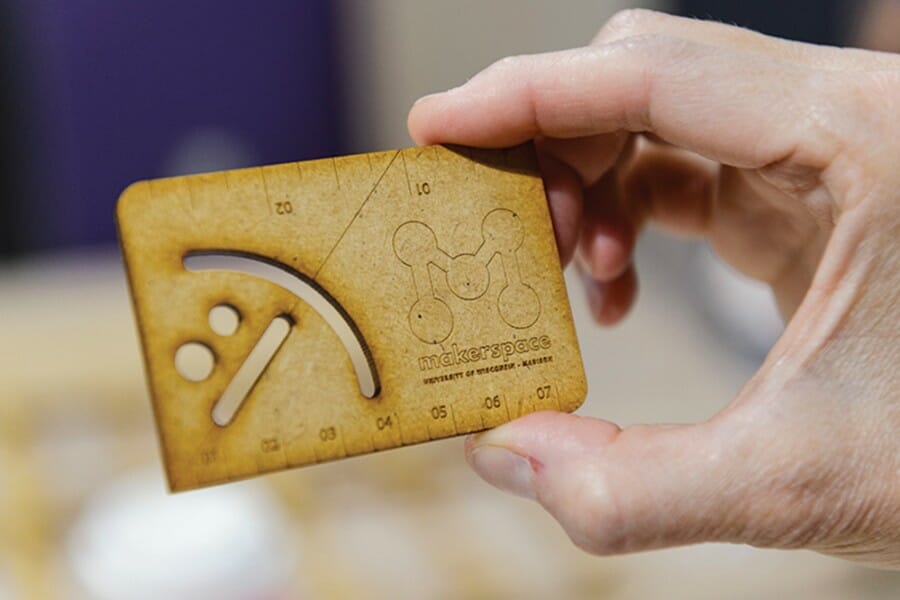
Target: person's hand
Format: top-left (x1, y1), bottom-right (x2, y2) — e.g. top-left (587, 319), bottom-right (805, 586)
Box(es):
top-left (408, 10), bottom-right (899, 568)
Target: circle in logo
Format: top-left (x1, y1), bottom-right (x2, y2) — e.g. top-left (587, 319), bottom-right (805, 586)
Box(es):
top-left (408, 296), bottom-right (453, 344)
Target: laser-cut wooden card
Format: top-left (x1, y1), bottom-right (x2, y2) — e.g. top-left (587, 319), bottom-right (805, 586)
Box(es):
top-left (117, 144), bottom-right (587, 491)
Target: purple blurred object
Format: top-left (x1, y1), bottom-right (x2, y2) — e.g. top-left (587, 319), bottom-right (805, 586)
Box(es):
top-left (11, 0), bottom-right (341, 251)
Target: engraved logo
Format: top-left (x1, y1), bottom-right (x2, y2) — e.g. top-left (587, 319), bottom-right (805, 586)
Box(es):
top-left (393, 208), bottom-right (541, 344)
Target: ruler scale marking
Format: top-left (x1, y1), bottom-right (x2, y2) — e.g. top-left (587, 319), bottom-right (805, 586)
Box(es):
top-left (116, 143), bottom-right (586, 491)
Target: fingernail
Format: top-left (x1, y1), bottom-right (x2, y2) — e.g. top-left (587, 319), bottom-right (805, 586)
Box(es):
top-left (579, 266), bottom-right (594, 290)
top-left (467, 445), bottom-right (536, 500)
top-left (580, 270), bottom-right (605, 317)
top-left (413, 85), bottom-right (465, 106)
top-left (413, 90), bottom-right (448, 105)
top-left (412, 93), bottom-right (436, 106)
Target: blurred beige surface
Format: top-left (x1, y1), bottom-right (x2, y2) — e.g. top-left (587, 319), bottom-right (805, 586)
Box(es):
top-left (2, 244), bottom-right (898, 599)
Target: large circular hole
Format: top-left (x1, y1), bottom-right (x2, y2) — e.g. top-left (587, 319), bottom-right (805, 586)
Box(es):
top-left (174, 342), bottom-right (215, 382)
top-left (208, 304), bottom-right (240, 336)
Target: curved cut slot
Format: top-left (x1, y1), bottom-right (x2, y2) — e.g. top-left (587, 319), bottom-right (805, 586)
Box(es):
top-left (184, 252), bottom-right (380, 399)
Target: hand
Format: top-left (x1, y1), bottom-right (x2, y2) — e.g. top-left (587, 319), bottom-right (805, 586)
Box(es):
top-left (408, 10), bottom-right (900, 568)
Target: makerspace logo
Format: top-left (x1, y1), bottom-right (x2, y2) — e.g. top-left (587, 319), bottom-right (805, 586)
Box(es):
top-left (392, 208), bottom-right (541, 344)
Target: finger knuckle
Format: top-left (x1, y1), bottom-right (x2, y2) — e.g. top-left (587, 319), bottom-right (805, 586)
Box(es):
top-left (548, 474), bottom-right (631, 555)
top-left (605, 32), bottom-right (694, 62)
top-left (486, 54), bottom-right (526, 76)
top-left (839, 71), bottom-right (900, 144)
top-left (595, 8), bottom-right (658, 44)
top-left (787, 70), bottom-right (886, 174)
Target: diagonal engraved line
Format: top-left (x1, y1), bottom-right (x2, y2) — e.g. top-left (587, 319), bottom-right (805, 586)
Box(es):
top-left (259, 167), bottom-right (273, 215)
top-left (400, 149), bottom-right (412, 195)
top-left (314, 150), bottom-right (400, 278)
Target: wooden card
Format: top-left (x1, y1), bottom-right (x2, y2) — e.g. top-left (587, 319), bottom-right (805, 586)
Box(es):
top-left (117, 144), bottom-right (586, 491)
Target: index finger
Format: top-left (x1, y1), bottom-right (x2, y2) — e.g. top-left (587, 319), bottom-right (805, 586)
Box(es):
top-left (408, 35), bottom-right (838, 171)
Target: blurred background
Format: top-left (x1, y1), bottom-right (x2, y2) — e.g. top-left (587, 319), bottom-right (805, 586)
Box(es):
top-left (1, 0), bottom-right (898, 598)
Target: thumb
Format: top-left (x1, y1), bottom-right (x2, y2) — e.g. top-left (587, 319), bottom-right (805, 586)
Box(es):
top-left (464, 410), bottom-right (745, 554)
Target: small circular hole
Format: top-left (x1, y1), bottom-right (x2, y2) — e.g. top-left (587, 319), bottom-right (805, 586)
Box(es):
top-left (208, 304), bottom-right (240, 336)
top-left (174, 342), bottom-right (215, 382)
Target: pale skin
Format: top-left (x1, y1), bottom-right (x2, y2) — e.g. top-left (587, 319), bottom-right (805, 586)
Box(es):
top-left (407, 10), bottom-right (899, 568)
